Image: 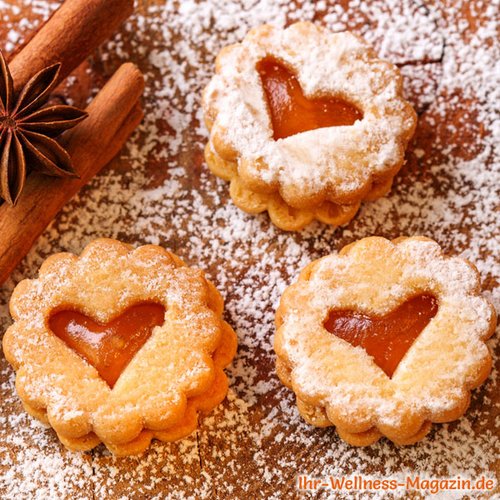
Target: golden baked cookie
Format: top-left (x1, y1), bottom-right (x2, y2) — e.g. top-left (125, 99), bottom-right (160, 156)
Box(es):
top-left (274, 236), bottom-right (496, 445)
top-left (3, 238), bottom-right (237, 456)
top-left (203, 22), bottom-right (417, 231)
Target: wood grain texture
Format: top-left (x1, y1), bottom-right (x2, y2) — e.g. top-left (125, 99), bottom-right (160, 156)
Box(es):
top-left (0, 1), bottom-right (498, 498)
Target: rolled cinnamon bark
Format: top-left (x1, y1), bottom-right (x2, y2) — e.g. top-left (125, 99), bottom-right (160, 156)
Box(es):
top-left (0, 63), bottom-right (144, 285)
top-left (9, 0), bottom-right (134, 91)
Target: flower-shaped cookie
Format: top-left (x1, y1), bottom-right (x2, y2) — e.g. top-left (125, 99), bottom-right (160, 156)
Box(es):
top-left (3, 239), bottom-right (237, 455)
top-left (275, 237), bottom-right (496, 445)
top-left (203, 22), bottom-right (416, 230)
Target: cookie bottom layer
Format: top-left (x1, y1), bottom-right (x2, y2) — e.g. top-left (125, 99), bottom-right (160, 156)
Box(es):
top-left (205, 143), bottom-right (393, 231)
top-left (21, 321), bottom-right (237, 456)
top-left (277, 356), bottom-right (434, 447)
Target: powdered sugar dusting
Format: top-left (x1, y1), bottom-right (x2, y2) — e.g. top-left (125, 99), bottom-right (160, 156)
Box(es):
top-left (0, 0), bottom-right (498, 498)
top-left (278, 237), bottom-right (493, 433)
top-left (4, 239), bottom-right (229, 454)
top-left (203, 23), bottom-right (416, 206)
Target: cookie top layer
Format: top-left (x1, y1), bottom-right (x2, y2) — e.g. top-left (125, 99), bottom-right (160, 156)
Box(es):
top-left (3, 238), bottom-right (232, 449)
top-left (275, 237), bottom-right (496, 440)
top-left (203, 23), bottom-right (417, 207)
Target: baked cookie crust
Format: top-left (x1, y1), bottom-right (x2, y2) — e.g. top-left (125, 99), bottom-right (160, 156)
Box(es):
top-left (274, 236), bottom-right (496, 445)
top-left (3, 239), bottom-right (237, 456)
top-left (203, 22), bottom-right (417, 230)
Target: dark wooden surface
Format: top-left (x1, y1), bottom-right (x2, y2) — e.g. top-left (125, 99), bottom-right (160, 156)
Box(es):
top-left (0, 1), bottom-right (498, 498)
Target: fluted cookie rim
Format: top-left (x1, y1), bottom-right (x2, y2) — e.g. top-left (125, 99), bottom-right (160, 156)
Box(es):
top-left (3, 238), bottom-right (237, 455)
top-left (274, 236), bottom-right (496, 445)
top-left (202, 22), bottom-right (417, 208)
top-left (205, 143), bottom-right (362, 231)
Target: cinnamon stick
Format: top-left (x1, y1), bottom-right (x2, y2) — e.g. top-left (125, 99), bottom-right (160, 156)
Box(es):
top-left (0, 63), bottom-right (144, 285)
top-left (8, 0), bottom-right (134, 92)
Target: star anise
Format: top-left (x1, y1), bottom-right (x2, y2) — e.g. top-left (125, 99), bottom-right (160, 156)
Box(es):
top-left (0, 50), bottom-right (88, 205)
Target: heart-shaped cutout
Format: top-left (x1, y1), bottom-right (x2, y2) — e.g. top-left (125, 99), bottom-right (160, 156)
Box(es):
top-left (323, 294), bottom-right (438, 378)
top-left (256, 57), bottom-right (363, 140)
top-left (49, 303), bottom-right (165, 388)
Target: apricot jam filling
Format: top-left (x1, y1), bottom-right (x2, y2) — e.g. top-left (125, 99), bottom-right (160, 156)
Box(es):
top-left (49, 303), bottom-right (165, 388)
top-left (323, 295), bottom-right (438, 378)
top-left (256, 57), bottom-right (363, 140)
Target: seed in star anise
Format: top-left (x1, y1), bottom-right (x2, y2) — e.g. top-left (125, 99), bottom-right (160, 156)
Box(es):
top-left (0, 50), bottom-right (88, 205)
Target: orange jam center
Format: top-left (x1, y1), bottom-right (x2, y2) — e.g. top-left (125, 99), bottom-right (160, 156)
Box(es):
top-left (49, 303), bottom-right (165, 388)
top-left (256, 57), bottom-right (363, 140)
top-left (323, 295), bottom-right (438, 378)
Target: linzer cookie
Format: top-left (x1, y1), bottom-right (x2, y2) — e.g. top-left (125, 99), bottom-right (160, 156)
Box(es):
top-left (202, 22), bottom-right (417, 231)
top-left (3, 239), bottom-right (237, 456)
top-left (274, 237), bottom-right (496, 445)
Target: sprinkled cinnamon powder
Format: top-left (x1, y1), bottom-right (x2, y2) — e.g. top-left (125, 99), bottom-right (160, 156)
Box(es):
top-left (0, 0), bottom-right (498, 498)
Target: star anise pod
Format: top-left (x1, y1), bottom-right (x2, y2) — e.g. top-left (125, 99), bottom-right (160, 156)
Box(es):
top-left (0, 50), bottom-right (88, 205)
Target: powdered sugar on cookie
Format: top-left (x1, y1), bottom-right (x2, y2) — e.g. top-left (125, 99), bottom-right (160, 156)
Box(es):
top-left (3, 239), bottom-right (236, 456)
top-left (276, 237), bottom-right (495, 443)
top-left (204, 23), bottom-right (416, 207)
